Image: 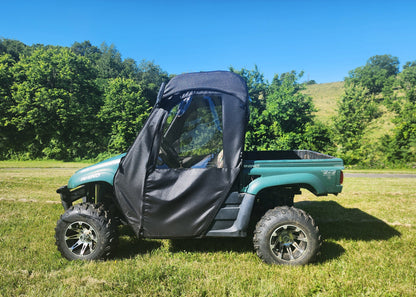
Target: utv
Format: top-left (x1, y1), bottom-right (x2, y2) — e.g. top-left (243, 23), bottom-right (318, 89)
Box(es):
top-left (55, 71), bottom-right (344, 265)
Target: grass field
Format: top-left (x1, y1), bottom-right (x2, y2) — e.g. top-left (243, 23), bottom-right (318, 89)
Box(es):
top-left (1, 162), bottom-right (415, 296)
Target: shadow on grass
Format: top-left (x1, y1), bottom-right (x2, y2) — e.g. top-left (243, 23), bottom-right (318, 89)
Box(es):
top-left (318, 241), bottom-right (346, 263)
top-left (296, 200), bottom-right (401, 264)
top-left (295, 200), bottom-right (401, 241)
top-left (114, 226), bottom-right (163, 259)
top-left (169, 237), bottom-right (253, 253)
top-left (112, 201), bottom-right (400, 262)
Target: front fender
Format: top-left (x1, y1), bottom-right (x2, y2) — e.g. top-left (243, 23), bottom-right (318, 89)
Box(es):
top-left (68, 154), bottom-right (125, 189)
top-left (245, 173), bottom-right (325, 195)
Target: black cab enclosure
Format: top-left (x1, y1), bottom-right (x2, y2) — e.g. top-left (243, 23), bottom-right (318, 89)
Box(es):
top-left (113, 71), bottom-right (249, 238)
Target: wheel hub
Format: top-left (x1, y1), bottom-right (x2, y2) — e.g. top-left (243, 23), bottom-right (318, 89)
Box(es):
top-left (64, 221), bottom-right (97, 257)
top-left (270, 224), bottom-right (308, 262)
top-left (279, 231), bottom-right (294, 246)
top-left (79, 230), bottom-right (93, 243)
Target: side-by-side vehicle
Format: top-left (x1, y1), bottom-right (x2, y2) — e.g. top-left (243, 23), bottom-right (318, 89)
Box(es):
top-left (55, 71), bottom-right (343, 265)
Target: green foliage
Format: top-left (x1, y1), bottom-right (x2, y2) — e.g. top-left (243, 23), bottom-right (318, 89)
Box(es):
top-left (0, 39), bottom-right (168, 160)
top-left (391, 105), bottom-right (416, 161)
top-left (0, 54), bottom-right (17, 154)
top-left (70, 41), bottom-right (101, 62)
top-left (268, 71), bottom-right (315, 134)
top-left (305, 79), bottom-right (317, 85)
top-left (96, 43), bottom-right (123, 80)
top-left (346, 54), bottom-right (399, 94)
top-left (0, 38), bottom-right (30, 60)
top-left (98, 78), bottom-right (151, 153)
top-left (255, 71), bottom-right (316, 151)
top-left (388, 61), bottom-right (416, 165)
top-left (0, 54), bottom-right (15, 119)
top-left (299, 121), bottom-right (335, 154)
top-left (2, 38), bottom-right (416, 167)
top-left (399, 61), bottom-right (416, 103)
top-left (333, 85), bottom-right (380, 164)
top-left (333, 54), bottom-right (416, 167)
top-left (230, 66), bottom-right (268, 150)
top-left (134, 60), bottom-right (169, 106)
top-left (229, 65), bottom-right (268, 109)
top-left (381, 78), bottom-right (416, 166)
top-left (8, 47), bottom-right (101, 159)
top-left (233, 68), bottom-right (331, 153)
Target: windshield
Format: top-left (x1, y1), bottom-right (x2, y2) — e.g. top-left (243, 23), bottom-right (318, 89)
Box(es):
top-left (158, 95), bottom-right (223, 168)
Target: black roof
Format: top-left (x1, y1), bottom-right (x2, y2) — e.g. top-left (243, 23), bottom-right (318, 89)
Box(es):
top-left (162, 71), bottom-right (249, 103)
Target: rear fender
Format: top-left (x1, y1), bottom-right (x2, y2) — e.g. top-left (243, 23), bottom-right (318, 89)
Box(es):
top-left (245, 173), bottom-right (325, 196)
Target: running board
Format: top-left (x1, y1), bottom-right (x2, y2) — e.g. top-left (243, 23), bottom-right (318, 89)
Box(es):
top-left (206, 193), bottom-right (255, 237)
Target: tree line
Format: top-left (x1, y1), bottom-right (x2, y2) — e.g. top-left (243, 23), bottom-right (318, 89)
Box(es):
top-left (0, 39), bottom-right (415, 167)
top-left (0, 39), bottom-right (168, 160)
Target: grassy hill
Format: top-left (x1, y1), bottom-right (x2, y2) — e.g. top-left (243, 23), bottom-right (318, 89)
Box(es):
top-left (303, 81), bottom-right (397, 135)
top-left (302, 81), bottom-right (345, 123)
top-left (303, 81), bottom-right (402, 167)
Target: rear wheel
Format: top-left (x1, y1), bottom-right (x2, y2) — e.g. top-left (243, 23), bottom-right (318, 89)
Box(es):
top-left (55, 203), bottom-right (118, 260)
top-left (253, 206), bottom-right (320, 265)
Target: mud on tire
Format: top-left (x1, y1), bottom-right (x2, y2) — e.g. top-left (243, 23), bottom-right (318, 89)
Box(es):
top-left (55, 203), bottom-right (118, 261)
top-left (253, 206), bottom-right (321, 265)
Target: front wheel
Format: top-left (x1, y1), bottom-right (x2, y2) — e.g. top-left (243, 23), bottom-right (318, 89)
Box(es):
top-left (55, 203), bottom-right (118, 260)
top-left (253, 206), bottom-right (320, 265)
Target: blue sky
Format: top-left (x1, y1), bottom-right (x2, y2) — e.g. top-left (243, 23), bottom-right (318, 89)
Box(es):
top-left (1, 0), bottom-right (416, 83)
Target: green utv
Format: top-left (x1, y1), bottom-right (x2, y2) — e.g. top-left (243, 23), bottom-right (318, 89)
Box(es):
top-left (55, 71), bottom-right (344, 265)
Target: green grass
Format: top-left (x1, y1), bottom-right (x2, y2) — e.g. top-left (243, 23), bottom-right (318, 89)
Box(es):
top-left (1, 162), bottom-right (415, 296)
top-left (345, 168), bottom-right (416, 174)
top-left (303, 81), bottom-right (345, 123)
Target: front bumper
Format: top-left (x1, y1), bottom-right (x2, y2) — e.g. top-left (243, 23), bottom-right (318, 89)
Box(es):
top-left (56, 185), bottom-right (87, 210)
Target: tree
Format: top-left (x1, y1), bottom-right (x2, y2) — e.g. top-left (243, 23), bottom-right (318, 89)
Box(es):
top-left (229, 66), bottom-right (270, 150)
top-left (0, 53), bottom-right (14, 105)
top-left (299, 121), bottom-right (335, 154)
top-left (98, 78), bottom-right (151, 153)
top-left (346, 54), bottom-right (399, 95)
top-left (367, 55), bottom-right (400, 77)
top-left (399, 61), bottom-right (416, 103)
top-left (333, 84), bottom-right (379, 163)
top-left (262, 71), bottom-right (316, 150)
top-left (135, 60), bottom-right (169, 106)
top-left (268, 71), bottom-right (314, 133)
top-left (229, 65), bottom-right (268, 111)
top-left (9, 47), bottom-right (101, 159)
top-left (71, 41), bottom-right (101, 63)
top-left (242, 70), bottom-right (316, 151)
top-left (305, 79), bottom-right (317, 85)
top-left (120, 58), bottom-right (139, 79)
top-left (0, 39), bottom-right (171, 160)
top-left (0, 53), bottom-right (17, 156)
top-left (0, 38), bottom-right (30, 61)
top-left (96, 43), bottom-right (123, 80)
top-left (381, 61), bottom-right (416, 165)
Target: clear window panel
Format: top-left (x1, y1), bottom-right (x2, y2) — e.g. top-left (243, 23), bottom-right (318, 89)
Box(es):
top-left (158, 95), bottom-right (223, 168)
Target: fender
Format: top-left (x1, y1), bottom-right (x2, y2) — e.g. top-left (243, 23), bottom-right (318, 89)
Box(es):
top-left (68, 154), bottom-right (125, 189)
top-left (245, 173), bottom-right (326, 195)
